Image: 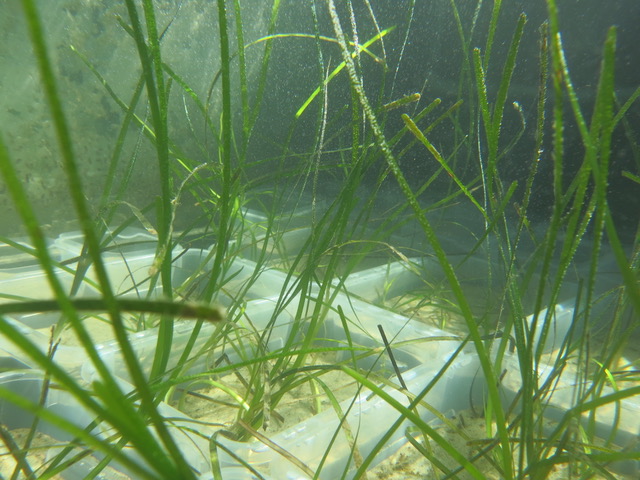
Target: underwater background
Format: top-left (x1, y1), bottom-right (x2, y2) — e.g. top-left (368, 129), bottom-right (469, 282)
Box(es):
top-left (1, 0), bottom-right (638, 240)
top-left (1, 1), bottom-right (640, 479)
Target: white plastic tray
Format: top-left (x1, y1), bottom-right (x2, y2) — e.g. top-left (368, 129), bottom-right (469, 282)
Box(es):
top-left (1, 230), bottom-right (637, 479)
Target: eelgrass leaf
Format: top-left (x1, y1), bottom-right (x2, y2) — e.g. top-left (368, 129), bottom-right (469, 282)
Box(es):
top-left (402, 113), bottom-right (486, 217)
top-left (127, 0), bottom-right (176, 383)
top-left (3, 91), bottom-right (176, 475)
top-left (613, 85), bottom-right (640, 128)
top-left (0, 298), bottom-right (224, 322)
top-left (19, 0), bottom-right (195, 475)
top-left (210, 430), bottom-right (268, 480)
top-left (232, 0), bottom-right (250, 149)
top-left (248, 0), bottom-right (282, 132)
top-left (491, 14), bottom-right (526, 157)
top-left (296, 27), bottom-right (395, 119)
top-left (483, 0), bottom-right (503, 70)
top-left (621, 171), bottom-right (640, 184)
top-left (325, 3), bottom-right (515, 477)
top-left (238, 419), bottom-right (316, 478)
top-left (0, 422), bottom-right (34, 479)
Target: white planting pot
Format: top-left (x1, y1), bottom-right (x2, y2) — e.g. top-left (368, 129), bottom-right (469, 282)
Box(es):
top-left (1, 224), bottom-right (637, 479)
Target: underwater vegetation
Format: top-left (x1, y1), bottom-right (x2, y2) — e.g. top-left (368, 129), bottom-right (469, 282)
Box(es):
top-left (0, 0), bottom-right (639, 479)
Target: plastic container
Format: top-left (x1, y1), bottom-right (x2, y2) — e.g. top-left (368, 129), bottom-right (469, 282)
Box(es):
top-left (333, 258), bottom-right (426, 303)
top-left (0, 370), bottom-right (216, 480)
top-left (500, 354), bottom-right (639, 476)
top-left (0, 238), bottom-right (98, 307)
top-left (0, 236), bottom-right (63, 270)
top-left (241, 226), bottom-right (312, 263)
top-left (2, 236), bottom-right (638, 479)
top-left (221, 257), bottom-right (294, 300)
top-left (0, 229), bottom-right (163, 314)
top-left (526, 302), bottom-right (575, 353)
top-left (75, 254), bottom-right (473, 479)
top-left (216, 352), bottom-right (483, 480)
top-left (54, 228), bottom-right (190, 298)
top-left (81, 298), bottom-right (294, 384)
top-left (0, 316), bottom-right (86, 371)
top-left (53, 228), bottom-right (158, 259)
top-left (237, 207), bottom-right (317, 263)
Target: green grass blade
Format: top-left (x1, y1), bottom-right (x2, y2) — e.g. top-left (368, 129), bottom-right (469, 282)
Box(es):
top-left (19, 1), bottom-right (195, 475)
top-left (125, 0), bottom-right (175, 382)
top-left (296, 27), bottom-right (395, 119)
top-left (341, 365), bottom-right (486, 480)
top-left (483, 0), bottom-right (502, 70)
top-left (0, 298), bottom-right (224, 321)
top-left (248, 0), bottom-right (282, 131)
top-left (402, 113), bottom-right (486, 217)
top-left (325, 2), bottom-right (514, 477)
